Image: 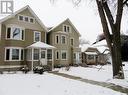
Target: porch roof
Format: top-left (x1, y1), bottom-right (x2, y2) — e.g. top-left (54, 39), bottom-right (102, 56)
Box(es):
top-left (27, 41), bottom-right (56, 49)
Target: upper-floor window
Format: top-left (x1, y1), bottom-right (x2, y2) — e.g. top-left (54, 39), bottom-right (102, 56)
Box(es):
top-left (18, 15), bottom-right (23, 21)
top-left (5, 47), bottom-right (24, 61)
top-left (61, 35), bottom-right (66, 44)
top-left (6, 27), bottom-right (25, 40)
top-left (34, 31), bottom-right (41, 42)
top-left (18, 15), bottom-right (35, 23)
top-left (63, 25), bottom-right (71, 32)
top-left (55, 35), bottom-right (59, 44)
top-left (70, 38), bottom-right (74, 46)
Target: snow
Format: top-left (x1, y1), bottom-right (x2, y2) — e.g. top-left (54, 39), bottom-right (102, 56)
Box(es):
top-left (0, 72), bottom-right (126, 95)
top-left (85, 52), bottom-right (97, 55)
top-left (27, 41), bottom-right (55, 49)
top-left (59, 62), bottom-right (128, 88)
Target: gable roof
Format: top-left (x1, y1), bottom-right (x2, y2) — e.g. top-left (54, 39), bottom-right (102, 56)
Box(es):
top-left (0, 5), bottom-right (48, 32)
top-left (48, 18), bottom-right (81, 36)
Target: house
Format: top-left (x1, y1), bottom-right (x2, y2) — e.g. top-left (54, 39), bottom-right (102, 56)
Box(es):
top-left (82, 47), bottom-right (99, 65)
top-left (0, 5), bottom-right (55, 71)
top-left (47, 19), bottom-right (81, 67)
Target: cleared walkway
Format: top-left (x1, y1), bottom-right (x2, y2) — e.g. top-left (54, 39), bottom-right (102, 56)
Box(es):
top-left (49, 71), bottom-right (128, 94)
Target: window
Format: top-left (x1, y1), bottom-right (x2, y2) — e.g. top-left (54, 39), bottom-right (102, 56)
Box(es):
top-left (61, 50), bottom-right (67, 60)
top-left (71, 38), bottom-right (74, 46)
top-left (88, 55), bottom-right (94, 60)
top-left (6, 27), bottom-right (25, 40)
top-left (34, 31), bottom-right (41, 42)
top-left (61, 35), bottom-right (66, 44)
top-left (5, 48), bottom-right (24, 61)
top-left (56, 51), bottom-right (59, 60)
top-left (55, 35), bottom-right (59, 44)
top-left (30, 17), bottom-right (35, 23)
top-left (18, 15), bottom-right (23, 21)
top-left (34, 49), bottom-right (39, 60)
top-left (63, 25), bottom-right (71, 32)
top-left (24, 16), bottom-right (29, 22)
top-left (12, 49), bottom-right (19, 60)
top-left (47, 50), bottom-right (52, 60)
top-left (18, 15), bottom-right (35, 23)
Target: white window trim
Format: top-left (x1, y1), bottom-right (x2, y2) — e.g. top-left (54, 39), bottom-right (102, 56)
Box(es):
top-left (34, 31), bottom-right (41, 42)
top-left (6, 25), bottom-right (25, 41)
top-left (55, 50), bottom-right (59, 60)
top-left (61, 35), bottom-right (67, 44)
top-left (70, 38), bottom-right (74, 46)
top-left (63, 24), bottom-right (71, 33)
top-left (18, 15), bottom-right (24, 21)
top-left (18, 14), bottom-right (35, 24)
top-left (55, 34), bottom-right (59, 44)
top-left (61, 50), bottom-right (67, 60)
top-left (29, 17), bottom-right (35, 24)
top-left (5, 47), bottom-right (24, 61)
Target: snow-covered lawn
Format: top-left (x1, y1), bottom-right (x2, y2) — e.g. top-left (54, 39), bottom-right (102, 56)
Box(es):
top-left (0, 72), bottom-right (126, 95)
top-left (59, 62), bottom-right (128, 88)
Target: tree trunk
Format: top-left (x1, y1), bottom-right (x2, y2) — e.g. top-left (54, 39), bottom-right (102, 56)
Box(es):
top-left (96, 0), bottom-right (124, 79)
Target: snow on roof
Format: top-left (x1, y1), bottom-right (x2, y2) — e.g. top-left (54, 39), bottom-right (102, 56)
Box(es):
top-left (80, 44), bottom-right (91, 52)
top-left (92, 40), bottom-right (107, 47)
top-left (27, 41), bottom-right (56, 49)
top-left (97, 46), bottom-right (109, 54)
top-left (85, 52), bottom-right (97, 55)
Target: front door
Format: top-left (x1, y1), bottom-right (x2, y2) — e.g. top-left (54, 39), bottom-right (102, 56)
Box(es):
top-left (40, 50), bottom-right (47, 65)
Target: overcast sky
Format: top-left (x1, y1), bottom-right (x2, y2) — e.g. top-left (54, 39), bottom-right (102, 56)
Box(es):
top-left (1, 0), bottom-right (127, 43)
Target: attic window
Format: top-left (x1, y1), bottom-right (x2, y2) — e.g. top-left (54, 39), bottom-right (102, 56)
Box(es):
top-left (24, 16), bottom-right (29, 22)
top-left (18, 15), bottom-right (23, 21)
top-left (30, 18), bottom-right (35, 23)
top-left (63, 25), bottom-right (71, 32)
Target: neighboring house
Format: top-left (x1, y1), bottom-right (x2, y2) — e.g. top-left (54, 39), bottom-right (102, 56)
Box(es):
top-left (83, 47), bottom-right (99, 65)
top-left (0, 5), bottom-right (55, 71)
top-left (47, 19), bottom-right (81, 67)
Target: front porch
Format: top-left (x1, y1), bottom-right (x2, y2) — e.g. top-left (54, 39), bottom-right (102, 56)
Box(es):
top-left (26, 41), bottom-right (55, 71)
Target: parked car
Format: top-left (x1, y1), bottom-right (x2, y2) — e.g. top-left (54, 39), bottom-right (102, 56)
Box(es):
top-left (33, 66), bottom-right (44, 74)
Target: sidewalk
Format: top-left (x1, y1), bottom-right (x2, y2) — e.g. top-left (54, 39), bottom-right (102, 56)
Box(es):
top-left (49, 71), bottom-right (128, 95)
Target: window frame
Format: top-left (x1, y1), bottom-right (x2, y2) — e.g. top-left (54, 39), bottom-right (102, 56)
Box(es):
top-left (34, 31), bottom-right (41, 42)
top-left (55, 50), bottom-right (59, 60)
top-left (63, 24), bottom-right (71, 33)
top-left (5, 47), bottom-right (24, 61)
top-left (61, 50), bottom-right (67, 60)
top-left (70, 38), bottom-right (74, 46)
top-left (55, 35), bottom-right (59, 44)
top-left (6, 25), bottom-right (25, 41)
top-left (61, 35), bottom-right (66, 44)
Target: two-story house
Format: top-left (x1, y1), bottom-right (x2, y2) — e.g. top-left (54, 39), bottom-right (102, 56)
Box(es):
top-left (47, 19), bottom-right (81, 67)
top-left (0, 5), bottom-right (55, 71)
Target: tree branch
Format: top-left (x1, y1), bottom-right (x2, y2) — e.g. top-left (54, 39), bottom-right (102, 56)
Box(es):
top-left (123, 0), bottom-right (128, 5)
top-left (102, 0), bottom-right (115, 34)
top-left (96, 0), bottom-right (112, 52)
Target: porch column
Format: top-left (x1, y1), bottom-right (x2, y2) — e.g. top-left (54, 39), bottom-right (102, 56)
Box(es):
top-left (52, 49), bottom-right (54, 70)
top-left (31, 48), bottom-right (34, 71)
